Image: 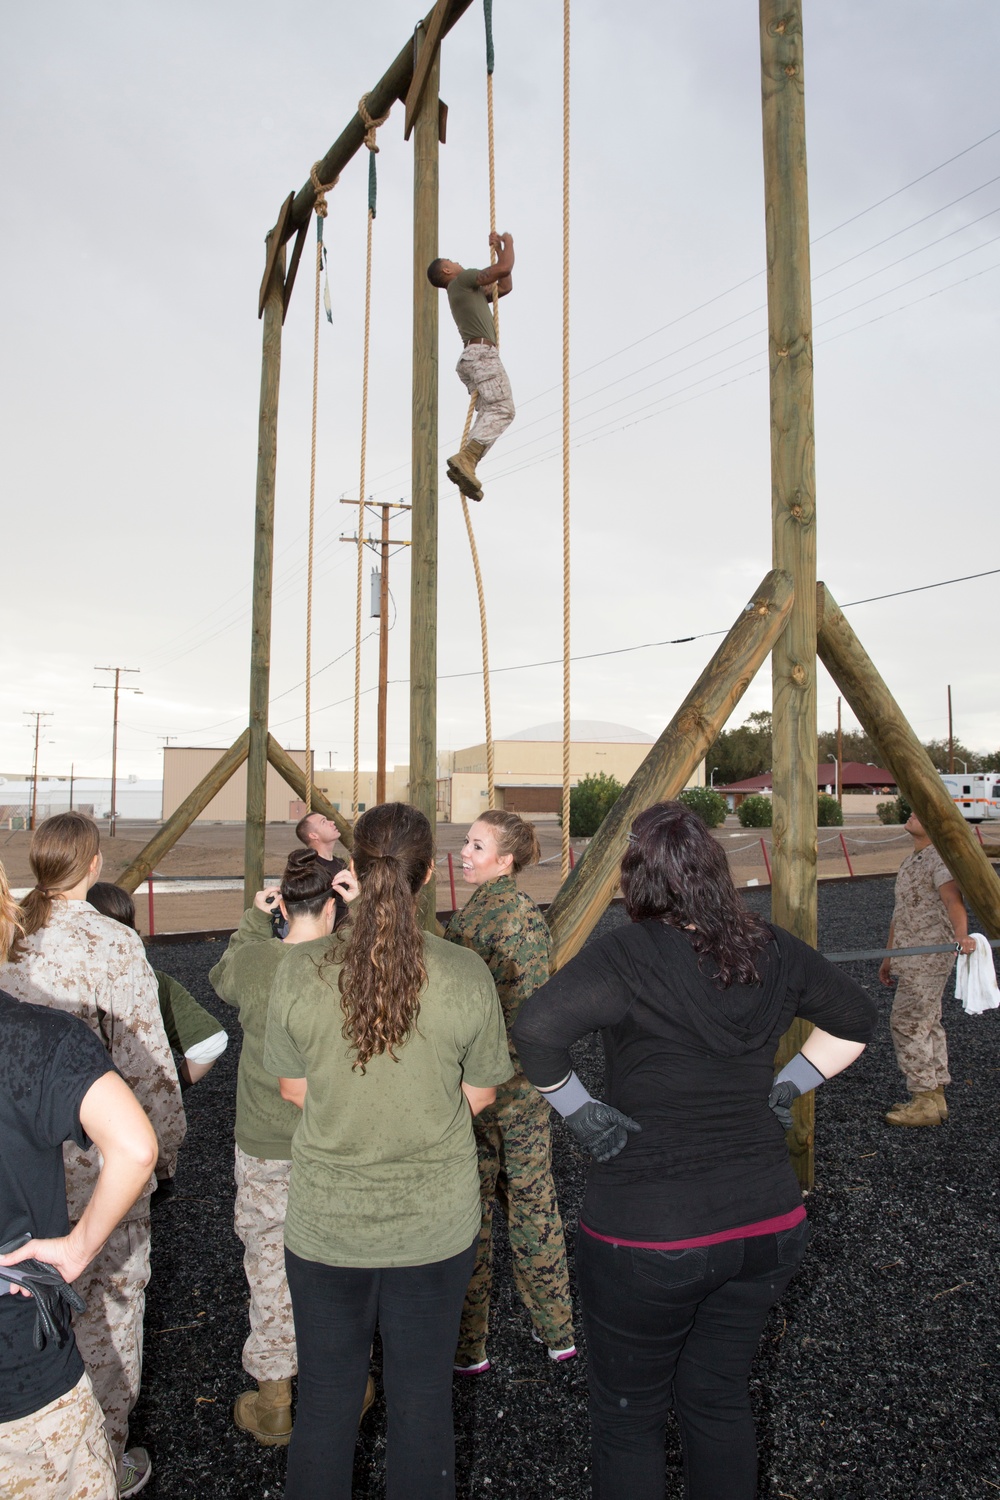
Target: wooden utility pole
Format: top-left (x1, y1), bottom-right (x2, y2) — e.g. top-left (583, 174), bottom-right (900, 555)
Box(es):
top-left (24, 711), bottom-right (53, 832)
top-left (759, 0), bottom-right (817, 1187)
top-left (94, 668), bottom-right (140, 838)
top-left (947, 684), bottom-right (954, 772)
top-left (339, 499), bottom-right (411, 806)
top-left (244, 239), bottom-right (285, 908)
top-left (836, 695), bottom-right (843, 807)
top-left (410, 19), bottom-right (441, 929)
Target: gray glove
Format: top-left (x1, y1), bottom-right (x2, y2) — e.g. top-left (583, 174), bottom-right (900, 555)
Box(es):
top-left (0, 1234), bottom-right (86, 1352)
top-left (768, 1053), bottom-right (826, 1131)
top-left (564, 1101), bottom-right (642, 1163)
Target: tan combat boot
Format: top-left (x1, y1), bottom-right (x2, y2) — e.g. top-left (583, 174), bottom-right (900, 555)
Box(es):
top-left (233, 1378), bottom-right (293, 1446)
top-left (885, 1090), bottom-right (942, 1128)
top-left (932, 1086), bottom-right (948, 1120)
top-left (446, 439), bottom-right (488, 501)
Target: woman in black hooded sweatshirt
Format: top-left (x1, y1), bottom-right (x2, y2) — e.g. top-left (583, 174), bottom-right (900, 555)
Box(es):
top-left (512, 801), bottom-right (875, 1500)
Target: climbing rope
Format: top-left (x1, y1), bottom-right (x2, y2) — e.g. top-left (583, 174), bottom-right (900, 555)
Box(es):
top-left (352, 96), bottom-right (390, 817)
top-left (453, 0), bottom-right (502, 809)
top-left (303, 162), bottom-right (339, 814)
top-left (560, 0), bottom-right (572, 879)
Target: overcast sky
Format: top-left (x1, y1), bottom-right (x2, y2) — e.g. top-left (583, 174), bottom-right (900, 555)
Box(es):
top-left (2, 1), bottom-right (997, 787)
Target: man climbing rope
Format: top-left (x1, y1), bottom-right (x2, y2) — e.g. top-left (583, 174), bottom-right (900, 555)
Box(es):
top-left (427, 231), bottom-right (515, 502)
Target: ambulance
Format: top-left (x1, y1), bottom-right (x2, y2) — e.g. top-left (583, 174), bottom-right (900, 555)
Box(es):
top-left (939, 772), bottom-right (1000, 823)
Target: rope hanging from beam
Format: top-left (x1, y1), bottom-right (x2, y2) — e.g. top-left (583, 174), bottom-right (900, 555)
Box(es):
top-left (352, 98), bottom-right (391, 818)
top-left (303, 162), bottom-right (339, 814)
top-left (455, 0), bottom-right (501, 810)
top-left (560, 0), bottom-right (572, 879)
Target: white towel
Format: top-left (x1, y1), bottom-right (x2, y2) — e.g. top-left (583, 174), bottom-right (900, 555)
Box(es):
top-left (955, 934), bottom-right (1000, 1014)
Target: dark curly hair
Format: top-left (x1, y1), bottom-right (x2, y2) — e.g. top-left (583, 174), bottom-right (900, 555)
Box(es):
top-left (620, 801), bottom-right (769, 987)
top-left (334, 803), bottom-right (432, 1071)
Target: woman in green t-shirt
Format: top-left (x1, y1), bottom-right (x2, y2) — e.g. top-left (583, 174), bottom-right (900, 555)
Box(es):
top-left (264, 803), bottom-right (511, 1500)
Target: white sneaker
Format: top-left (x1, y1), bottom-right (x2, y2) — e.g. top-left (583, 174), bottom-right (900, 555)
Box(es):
top-left (531, 1329), bottom-right (577, 1362)
top-left (453, 1357), bottom-right (490, 1375)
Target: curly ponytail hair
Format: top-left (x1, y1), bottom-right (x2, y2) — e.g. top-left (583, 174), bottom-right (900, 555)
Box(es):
top-left (336, 803), bottom-right (433, 1071)
top-left (11, 813), bottom-right (100, 961)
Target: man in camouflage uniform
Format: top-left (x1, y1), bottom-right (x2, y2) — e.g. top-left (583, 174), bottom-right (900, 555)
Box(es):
top-left (0, 886), bottom-right (185, 1488)
top-left (445, 870), bottom-right (575, 1370)
top-left (879, 813), bottom-right (975, 1127)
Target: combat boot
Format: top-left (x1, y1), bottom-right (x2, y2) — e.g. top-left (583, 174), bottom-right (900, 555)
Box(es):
top-left (234, 1378), bottom-right (293, 1446)
top-left (447, 439), bottom-right (488, 501)
top-left (885, 1090), bottom-right (942, 1128)
top-left (933, 1085), bottom-right (948, 1120)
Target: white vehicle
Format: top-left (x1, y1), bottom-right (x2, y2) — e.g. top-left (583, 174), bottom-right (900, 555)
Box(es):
top-left (939, 772), bottom-right (1000, 823)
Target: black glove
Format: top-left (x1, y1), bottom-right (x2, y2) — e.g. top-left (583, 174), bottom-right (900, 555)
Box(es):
top-left (767, 1079), bottom-right (801, 1132)
top-left (0, 1234), bottom-right (87, 1352)
top-left (564, 1101), bottom-right (642, 1163)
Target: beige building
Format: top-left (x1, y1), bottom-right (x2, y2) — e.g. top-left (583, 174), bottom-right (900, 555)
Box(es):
top-left (162, 747), bottom-right (312, 823)
top-left (441, 721), bottom-right (704, 824)
top-left (163, 723), bottom-right (703, 825)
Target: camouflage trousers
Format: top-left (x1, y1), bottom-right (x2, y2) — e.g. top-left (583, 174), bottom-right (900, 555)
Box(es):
top-left (0, 1372), bottom-right (116, 1500)
top-left (456, 342), bottom-right (515, 451)
top-left (456, 1074), bottom-right (575, 1364)
top-left (234, 1145), bottom-right (297, 1381)
top-left (890, 954), bottom-right (955, 1094)
top-left (70, 1215), bottom-right (150, 1470)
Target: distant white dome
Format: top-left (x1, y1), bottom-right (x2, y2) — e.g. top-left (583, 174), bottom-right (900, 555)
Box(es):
top-left (501, 720), bottom-right (655, 744)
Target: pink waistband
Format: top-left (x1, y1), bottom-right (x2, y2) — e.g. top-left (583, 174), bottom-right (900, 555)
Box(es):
top-left (580, 1203), bottom-right (806, 1252)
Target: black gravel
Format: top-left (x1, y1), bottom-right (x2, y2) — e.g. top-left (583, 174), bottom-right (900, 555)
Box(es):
top-left (136, 878), bottom-right (1000, 1498)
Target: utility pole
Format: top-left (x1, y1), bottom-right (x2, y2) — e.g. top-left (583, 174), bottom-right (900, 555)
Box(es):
top-left (341, 500), bottom-right (411, 807)
top-left (23, 711), bottom-right (53, 831)
top-left (947, 684), bottom-right (954, 773)
top-left (94, 667), bottom-right (141, 838)
top-left (836, 695), bottom-right (843, 807)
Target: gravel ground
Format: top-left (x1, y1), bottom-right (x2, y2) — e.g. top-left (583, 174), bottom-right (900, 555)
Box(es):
top-left (135, 876), bottom-right (1000, 1498)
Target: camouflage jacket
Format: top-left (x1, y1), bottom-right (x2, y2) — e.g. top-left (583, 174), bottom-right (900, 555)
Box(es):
top-left (444, 875), bottom-right (552, 1064)
top-left (0, 901), bottom-right (186, 1221)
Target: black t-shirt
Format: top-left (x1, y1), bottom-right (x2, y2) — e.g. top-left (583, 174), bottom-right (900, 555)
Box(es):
top-left (0, 990), bottom-right (116, 1420)
top-left (512, 921), bottom-right (876, 1241)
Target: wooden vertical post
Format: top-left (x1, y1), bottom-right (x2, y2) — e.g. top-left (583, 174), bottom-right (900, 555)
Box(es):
top-left (377, 503), bottom-right (390, 805)
top-left (410, 22), bottom-right (440, 928)
top-left (760, 0), bottom-right (817, 1186)
top-left (244, 237), bottom-right (286, 909)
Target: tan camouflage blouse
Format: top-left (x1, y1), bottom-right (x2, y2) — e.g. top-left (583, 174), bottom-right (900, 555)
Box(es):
top-left (0, 900), bottom-right (186, 1220)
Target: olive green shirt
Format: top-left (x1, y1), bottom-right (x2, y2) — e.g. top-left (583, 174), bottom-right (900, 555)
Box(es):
top-left (264, 932), bottom-right (511, 1267)
top-left (209, 907), bottom-right (303, 1160)
top-left (154, 969), bottom-right (223, 1055)
top-left (447, 267), bottom-right (497, 345)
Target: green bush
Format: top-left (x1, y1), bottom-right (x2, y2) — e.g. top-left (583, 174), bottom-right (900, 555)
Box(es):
top-left (678, 786), bottom-right (728, 829)
top-left (565, 772), bottom-right (624, 838)
top-left (737, 795), bottom-right (773, 828)
top-left (877, 795), bottom-right (911, 825)
top-left (817, 793), bottom-right (843, 827)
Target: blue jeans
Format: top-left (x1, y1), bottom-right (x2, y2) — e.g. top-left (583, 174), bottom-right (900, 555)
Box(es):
top-left (283, 1239), bottom-right (477, 1500)
top-left (577, 1219), bottom-right (811, 1500)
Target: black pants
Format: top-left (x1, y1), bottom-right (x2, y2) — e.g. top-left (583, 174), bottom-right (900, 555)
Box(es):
top-left (283, 1239), bottom-right (477, 1500)
top-left (577, 1219), bottom-right (811, 1500)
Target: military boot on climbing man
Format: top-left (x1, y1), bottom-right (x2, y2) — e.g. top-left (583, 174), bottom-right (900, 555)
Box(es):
top-left (447, 439), bottom-right (487, 501)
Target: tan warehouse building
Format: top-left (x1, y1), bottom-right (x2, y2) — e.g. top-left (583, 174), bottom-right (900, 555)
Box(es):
top-left (163, 724), bottom-right (704, 824)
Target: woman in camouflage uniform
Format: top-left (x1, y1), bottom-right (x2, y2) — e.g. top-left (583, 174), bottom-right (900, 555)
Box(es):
top-left (446, 810), bottom-right (576, 1374)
